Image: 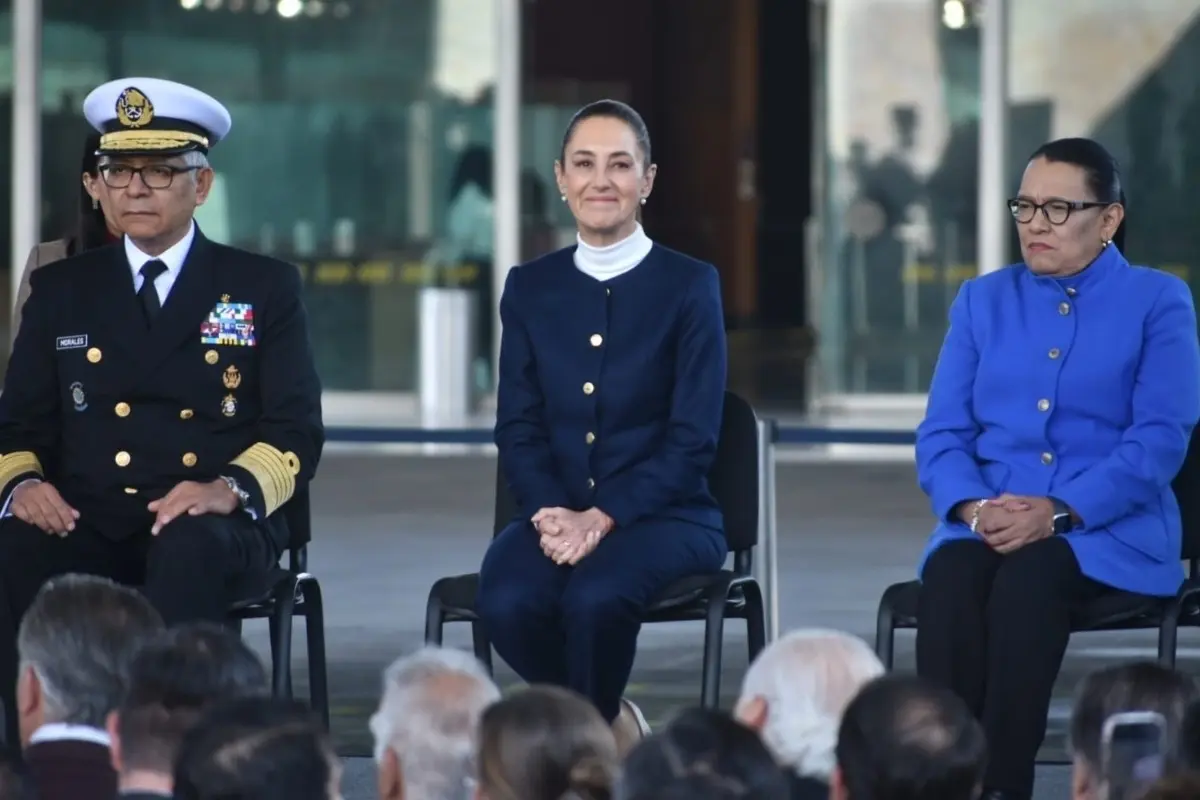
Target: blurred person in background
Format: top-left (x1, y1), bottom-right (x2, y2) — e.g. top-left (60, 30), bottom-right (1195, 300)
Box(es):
top-left (173, 696), bottom-right (338, 800)
top-left (12, 131), bottom-right (124, 344)
top-left (914, 137), bottom-right (1200, 799)
top-left (106, 622), bottom-right (269, 799)
top-left (16, 574), bottom-right (164, 800)
top-left (475, 684), bottom-right (618, 800)
top-left (369, 646), bottom-right (499, 800)
top-left (617, 707), bottom-right (790, 800)
top-left (1067, 662), bottom-right (1197, 800)
top-left (476, 98), bottom-right (728, 753)
top-left (734, 629), bottom-right (885, 800)
top-left (833, 674), bottom-right (987, 800)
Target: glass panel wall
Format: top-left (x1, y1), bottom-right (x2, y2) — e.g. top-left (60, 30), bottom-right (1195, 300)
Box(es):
top-left (816, 0), bottom-right (981, 397)
top-left (1008, 0), bottom-right (1200, 292)
top-left (38, 0), bottom-right (498, 394)
top-left (0, 3), bottom-right (14, 367)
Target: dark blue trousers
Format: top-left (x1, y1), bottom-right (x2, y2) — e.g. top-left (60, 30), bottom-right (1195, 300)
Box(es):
top-left (476, 515), bottom-right (726, 722)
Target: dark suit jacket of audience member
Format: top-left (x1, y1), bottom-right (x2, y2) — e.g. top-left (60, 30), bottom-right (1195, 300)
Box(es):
top-left (496, 243), bottom-right (727, 530)
top-left (24, 739), bottom-right (116, 800)
top-left (789, 775), bottom-right (828, 800)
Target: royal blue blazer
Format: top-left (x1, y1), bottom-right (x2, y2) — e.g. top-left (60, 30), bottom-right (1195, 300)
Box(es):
top-left (494, 244), bottom-right (726, 532)
top-left (916, 244), bottom-right (1200, 596)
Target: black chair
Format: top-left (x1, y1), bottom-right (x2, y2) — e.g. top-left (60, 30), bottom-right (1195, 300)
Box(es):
top-left (874, 431), bottom-right (1200, 670)
top-left (225, 487), bottom-right (329, 728)
top-left (424, 390), bottom-right (768, 708)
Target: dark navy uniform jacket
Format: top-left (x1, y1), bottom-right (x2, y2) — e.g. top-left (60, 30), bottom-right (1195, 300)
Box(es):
top-left (0, 230), bottom-right (324, 543)
top-left (495, 244), bottom-right (726, 531)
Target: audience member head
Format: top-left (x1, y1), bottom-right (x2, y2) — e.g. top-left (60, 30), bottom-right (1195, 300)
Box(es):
top-left (1141, 774), bottom-right (1200, 800)
top-left (1069, 662), bottom-right (1198, 800)
top-left (370, 646), bottom-right (500, 800)
top-left (16, 573), bottom-right (164, 748)
top-left (477, 685), bottom-right (617, 800)
top-left (833, 674), bottom-right (986, 800)
top-left (618, 708), bottom-right (790, 800)
top-left (554, 99), bottom-right (656, 245)
top-left (173, 696), bottom-right (338, 800)
top-left (735, 628), bottom-right (884, 782)
top-left (108, 622), bottom-right (269, 795)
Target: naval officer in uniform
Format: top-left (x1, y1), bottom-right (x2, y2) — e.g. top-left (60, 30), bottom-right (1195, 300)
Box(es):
top-left (0, 77), bottom-right (323, 745)
top-left (475, 100), bottom-right (728, 751)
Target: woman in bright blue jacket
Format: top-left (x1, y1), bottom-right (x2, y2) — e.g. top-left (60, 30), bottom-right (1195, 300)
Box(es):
top-left (915, 138), bottom-right (1200, 800)
top-left (475, 100), bottom-right (728, 752)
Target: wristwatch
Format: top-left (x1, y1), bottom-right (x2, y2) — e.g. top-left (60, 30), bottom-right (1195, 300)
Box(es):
top-left (220, 475), bottom-right (251, 510)
top-left (1050, 497), bottom-right (1073, 535)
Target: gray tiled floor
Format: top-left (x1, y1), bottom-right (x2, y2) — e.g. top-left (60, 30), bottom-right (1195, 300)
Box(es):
top-left (252, 453), bottom-right (1195, 798)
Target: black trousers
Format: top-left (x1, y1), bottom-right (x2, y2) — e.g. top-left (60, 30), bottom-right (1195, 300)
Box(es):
top-left (916, 537), bottom-right (1111, 799)
top-left (0, 511), bottom-right (277, 747)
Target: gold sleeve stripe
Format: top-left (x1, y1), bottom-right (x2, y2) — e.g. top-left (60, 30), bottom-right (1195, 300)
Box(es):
top-left (231, 442), bottom-right (298, 517)
top-left (0, 452), bottom-right (42, 490)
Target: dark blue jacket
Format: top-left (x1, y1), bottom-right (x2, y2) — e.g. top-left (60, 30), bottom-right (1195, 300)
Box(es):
top-left (495, 244), bottom-right (726, 531)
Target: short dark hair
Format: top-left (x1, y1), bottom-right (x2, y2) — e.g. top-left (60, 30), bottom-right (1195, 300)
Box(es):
top-left (18, 574), bottom-right (164, 728)
top-left (836, 674), bottom-right (987, 800)
top-left (559, 100), bottom-right (652, 167)
top-left (1028, 137), bottom-right (1126, 251)
top-left (66, 131), bottom-right (111, 256)
top-left (618, 708), bottom-right (790, 800)
top-left (1070, 662), bottom-right (1198, 774)
top-left (173, 696), bottom-right (335, 800)
top-left (117, 622), bottom-right (270, 773)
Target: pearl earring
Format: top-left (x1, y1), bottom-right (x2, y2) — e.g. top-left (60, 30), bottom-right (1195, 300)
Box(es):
top-left (92, 197), bottom-right (99, 210)
top-left (639, 197), bottom-right (647, 206)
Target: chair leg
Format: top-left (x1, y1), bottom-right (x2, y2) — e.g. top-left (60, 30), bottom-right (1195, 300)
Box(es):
top-left (472, 621), bottom-right (494, 675)
top-left (270, 580), bottom-right (299, 699)
top-left (424, 589), bottom-right (446, 646)
top-left (1158, 616), bottom-right (1180, 669)
top-left (742, 580), bottom-right (767, 662)
top-left (875, 597), bottom-right (897, 670)
top-left (700, 598), bottom-right (728, 709)
top-left (300, 578), bottom-right (330, 731)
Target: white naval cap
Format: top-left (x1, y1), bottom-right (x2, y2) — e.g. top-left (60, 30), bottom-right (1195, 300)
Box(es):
top-left (82, 77), bottom-right (232, 156)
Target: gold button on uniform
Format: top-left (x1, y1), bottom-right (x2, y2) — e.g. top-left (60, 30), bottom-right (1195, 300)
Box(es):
top-left (1041, 452), bottom-right (1054, 465)
top-left (115, 451), bottom-right (131, 467)
top-left (583, 382), bottom-right (595, 395)
top-left (587, 478), bottom-right (595, 489)
top-left (123, 487), bottom-right (138, 495)
top-left (590, 334), bottom-right (603, 347)
top-left (182, 453), bottom-right (198, 467)
top-left (1049, 348), bottom-right (1061, 359)
top-left (179, 409), bottom-right (194, 420)
top-left (204, 350), bottom-right (219, 365)
top-left (1059, 302), bottom-right (1071, 315)
top-left (1037, 398), bottom-right (1050, 412)
top-left (114, 402), bottom-right (130, 418)
top-left (86, 347), bottom-right (102, 363)
top-left (585, 432), bottom-right (595, 444)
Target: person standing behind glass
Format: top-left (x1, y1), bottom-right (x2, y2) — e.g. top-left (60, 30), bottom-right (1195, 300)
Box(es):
top-left (12, 131), bottom-right (123, 345)
top-left (476, 100), bottom-right (729, 754)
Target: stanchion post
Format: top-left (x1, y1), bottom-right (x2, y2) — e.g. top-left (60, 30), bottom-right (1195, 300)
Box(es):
top-left (755, 417), bottom-right (780, 643)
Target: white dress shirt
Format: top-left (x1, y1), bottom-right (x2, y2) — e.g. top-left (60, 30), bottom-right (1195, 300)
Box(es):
top-left (125, 221), bottom-right (196, 305)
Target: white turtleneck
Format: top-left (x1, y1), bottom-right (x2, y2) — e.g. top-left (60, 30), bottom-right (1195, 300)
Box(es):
top-left (574, 223), bottom-right (654, 281)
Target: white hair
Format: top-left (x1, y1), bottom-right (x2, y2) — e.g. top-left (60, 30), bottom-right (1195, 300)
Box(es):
top-left (369, 646), bottom-right (500, 800)
top-left (736, 628), bottom-right (885, 780)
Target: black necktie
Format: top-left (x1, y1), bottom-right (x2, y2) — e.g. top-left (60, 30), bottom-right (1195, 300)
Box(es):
top-left (138, 260), bottom-right (167, 324)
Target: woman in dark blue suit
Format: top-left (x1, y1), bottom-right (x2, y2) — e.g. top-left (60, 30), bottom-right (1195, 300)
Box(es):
top-left (476, 100), bottom-right (728, 749)
top-left (915, 138), bottom-right (1200, 800)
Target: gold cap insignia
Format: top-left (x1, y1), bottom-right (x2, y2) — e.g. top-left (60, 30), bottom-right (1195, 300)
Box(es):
top-left (115, 87), bottom-right (154, 129)
top-left (223, 365), bottom-right (242, 390)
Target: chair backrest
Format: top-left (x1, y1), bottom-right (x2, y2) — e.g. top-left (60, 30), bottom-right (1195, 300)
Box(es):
top-left (492, 391), bottom-right (761, 557)
top-left (282, 486), bottom-right (311, 573)
top-left (1174, 427), bottom-right (1200, 563)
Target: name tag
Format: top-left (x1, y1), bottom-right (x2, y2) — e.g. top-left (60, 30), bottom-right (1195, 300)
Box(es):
top-left (56, 335), bottom-right (88, 350)
top-left (200, 302), bottom-right (256, 347)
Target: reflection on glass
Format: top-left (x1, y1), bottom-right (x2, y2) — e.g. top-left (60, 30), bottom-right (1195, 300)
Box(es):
top-left (39, 0), bottom-right (498, 392)
top-left (819, 0), bottom-right (980, 396)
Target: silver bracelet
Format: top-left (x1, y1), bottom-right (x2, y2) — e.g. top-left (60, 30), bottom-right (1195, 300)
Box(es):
top-left (968, 499), bottom-right (988, 533)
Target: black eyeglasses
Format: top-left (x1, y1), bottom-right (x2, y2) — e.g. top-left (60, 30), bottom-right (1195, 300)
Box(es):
top-left (99, 164), bottom-right (201, 190)
top-left (1008, 197), bottom-right (1110, 225)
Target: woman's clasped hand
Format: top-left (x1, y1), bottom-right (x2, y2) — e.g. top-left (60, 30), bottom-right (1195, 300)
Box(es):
top-left (969, 494), bottom-right (1056, 554)
top-left (532, 507), bottom-right (615, 566)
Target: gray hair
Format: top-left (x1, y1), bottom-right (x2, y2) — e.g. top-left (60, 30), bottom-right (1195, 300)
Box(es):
top-left (97, 149), bottom-right (210, 184)
top-left (370, 646), bottom-right (500, 800)
top-left (736, 628), bottom-right (885, 780)
top-left (18, 574), bottom-right (164, 728)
